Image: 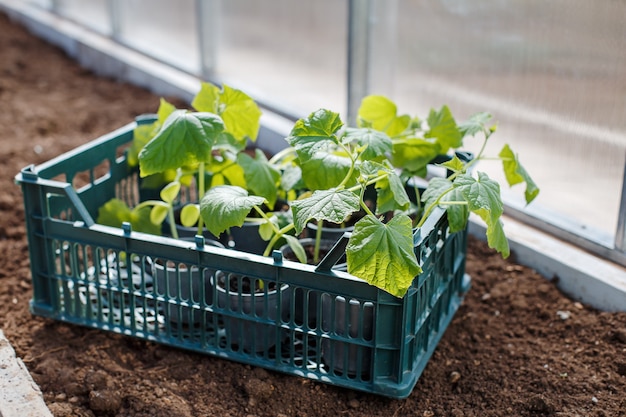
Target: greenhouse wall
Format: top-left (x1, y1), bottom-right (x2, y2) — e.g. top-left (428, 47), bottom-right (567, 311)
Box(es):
top-left (3, 0), bottom-right (626, 271)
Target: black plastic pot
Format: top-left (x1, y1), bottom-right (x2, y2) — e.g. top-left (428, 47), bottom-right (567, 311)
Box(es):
top-left (152, 238), bottom-right (225, 324)
top-left (213, 270), bottom-right (291, 352)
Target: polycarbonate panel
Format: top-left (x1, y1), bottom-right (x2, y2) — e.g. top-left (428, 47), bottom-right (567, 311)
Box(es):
top-left (217, 0), bottom-right (348, 118)
top-left (369, 0), bottom-right (626, 236)
top-left (55, 0), bottom-right (110, 35)
top-left (25, 0), bottom-right (52, 9)
top-left (116, 0), bottom-right (199, 73)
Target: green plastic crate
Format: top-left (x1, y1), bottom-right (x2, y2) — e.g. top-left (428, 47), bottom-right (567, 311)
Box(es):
top-left (15, 116), bottom-right (471, 399)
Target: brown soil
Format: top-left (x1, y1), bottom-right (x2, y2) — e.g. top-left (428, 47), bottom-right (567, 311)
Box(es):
top-left (1, 12), bottom-right (625, 417)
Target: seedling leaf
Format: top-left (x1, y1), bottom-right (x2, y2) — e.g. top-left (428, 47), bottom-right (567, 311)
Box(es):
top-left (159, 181), bottom-right (180, 205)
top-left (180, 204), bottom-right (200, 228)
top-left (458, 112), bottom-right (493, 137)
top-left (425, 105), bottom-right (463, 152)
top-left (283, 234), bottom-right (307, 264)
top-left (499, 144), bottom-right (540, 204)
top-left (421, 178), bottom-right (469, 233)
top-left (357, 95), bottom-right (410, 136)
top-left (238, 149), bottom-right (280, 209)
top-left (290, 188), bottom-right (360, 234)
top-left (139, 110), bottom-right (225, 177)
top-left (344, 127), bottom-right (392, 160)
top-left (286, 109), bottom-right (343, 161)
top-left (200, 186), bottom-right (266, 237)
top-left (454, 172), bottom-right (509, 255)
top-left (149, 202), bottom-right (169, 226)
top-left (391, 137), bottom-right (441, 176)
top-left (192, 83), bottom-right (261, 143)
top-left (300, 153), bottom-right (353, 190)
top-left (346, 214), bottom-right (421, 298)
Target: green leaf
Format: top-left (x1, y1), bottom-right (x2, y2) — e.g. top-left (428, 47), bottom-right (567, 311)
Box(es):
top-left (150, 202), bottom-right (169, 225)
top-left (487, 218), bottom-right (510, 258)
top-left (180, 204), bottom-right (200, 227)
top-left (138, 110), bottom-right (225, 177)
top-left (193, 83), bottom-right (262, 143)
top-left (283, 234), bottom-right (307, 264)
top-left (237, 149), bottom-right (280, 209)
top-left (290, 188), bottom-right (360, 234)
top-left (453, 172), bottom-right (508, 252)
top-left (258, 216), bottom-right (276, 241)
top-left (300, 152), bottom-right (353, 191)
top-left (280, 164), bottom-right (303, 192)
top-left (343, 128), bottom-right (392, 161)
top-left (421, 178), bottom-right (469, 233)
top-left (458, 112), bottom-right (493, 137)
top-left (156, 98), bottom-right (177, 125)
top-left (209, 157), bottom-right (246, 188)
top-left (129, 124), bottom-right (157, 167)
top-left (128, 99), bottom-right (177, 167)
top-left (391, 137), bottom-right (441, 176)
top-left (200, 186), bottom-right (266, 237)
top-left (159, 181), bottom-right (181, 205)
top-left (424, 105), bottom-right (462, 153)
top-left (375, 172), bottom-right (411, 214)
top-left (453, 172), bottom-right (503, 225)
top-left (191, 81), bottom-right (220, 113)
top-left (286, 109), bottom-right (343, 161)
top-left (96, 199), bottom-right (161, 235)
top-left (438, 155), bottom-right (466, 174)
top-left (218, 85), bottom-right (262, 143)
top-left (357, 95), bottom-right (410, 136)
top-left (97, 198), bottom-right (132, 228)
top-left (346, 214), bottom-right (421, 298)
top-left (360, 162), bottom-right (410, 214)
top-left (499, 144), bottom-right (540, 204)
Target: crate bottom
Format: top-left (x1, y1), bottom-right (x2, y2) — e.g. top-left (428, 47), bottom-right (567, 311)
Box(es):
top-left (29, 273), bottom-right (470, 398)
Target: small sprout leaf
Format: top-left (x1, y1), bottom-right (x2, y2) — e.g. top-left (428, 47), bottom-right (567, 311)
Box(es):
top-left (284, 234), bottom-right (307, 264)
top-left (159, 181), bottom-right (181, 204)
top-left (438, 155), bottom-right (466, 174)
top-left (149, 203), bottom-right (169, 226)
top-left (180, 204), bottom-right (200, 228)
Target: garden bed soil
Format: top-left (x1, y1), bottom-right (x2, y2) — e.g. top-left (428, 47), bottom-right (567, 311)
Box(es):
top-left (1, 12), bottom-right (625, 417)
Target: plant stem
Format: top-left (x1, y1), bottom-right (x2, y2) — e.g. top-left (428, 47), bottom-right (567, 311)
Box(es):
top-left (416, 186), bottom-right (455, 228)
top-left (262, 223), bottom-right (295, 257)
top-left (197, 162), bottom-right (205, 236)
top-left (268, 147), bottom-right (296, 165)
top-left (314, 219), bottom-right (323, 264)
top-left (167, 205), bottom-right (179, 239)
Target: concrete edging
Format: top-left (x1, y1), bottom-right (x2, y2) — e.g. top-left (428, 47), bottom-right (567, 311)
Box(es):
top-left (0, 330), bottom-right (53, 417)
